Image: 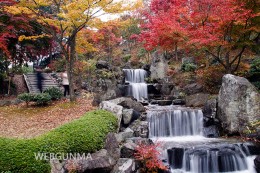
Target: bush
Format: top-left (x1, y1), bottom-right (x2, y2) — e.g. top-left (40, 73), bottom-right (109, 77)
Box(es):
top-left (0, 110), bottom-right (118, 173)
top-left (33, 93), bottom-right (52, 105)
top-left (248, 57), bottom-right (260, 90)
top-left (134, 142), bottom-right (167, 173)
top-left (197, 65), bottom-right (225, 94)
top-left (43, 87), bottom-right (63, 100)
top-left (122, 54), bottom-right (131, 62)
top-left (18, 93), bottom-right (35, 106)
top-left (181, 62), bottom-right (197, 72)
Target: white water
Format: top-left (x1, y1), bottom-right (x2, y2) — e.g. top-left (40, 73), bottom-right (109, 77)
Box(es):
top-left (148, 109), bottom-right (203, 137)
top-left (123, 69), bottom-right (148, 101)
top-left (147, 105), bottom-right (258, 173)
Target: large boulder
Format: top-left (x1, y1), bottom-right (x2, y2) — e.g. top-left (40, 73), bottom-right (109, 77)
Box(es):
top-left (203, 98), bottom-right (217, 118)
top-left (122, 109), bottom-right (140, 126)
top-left (100, 101), bottom-right (123, 119)
top-left (100, 100), bottom-right (123, 130)
top-left (185, 93), bottom-right (210, 107)
top-left (217, 74), bottom-right (260, 134)
top-left (150, 51), bottom-right (168, 80)
top-left (80, 149), bottom-right (116, 172)
top-left (118, 98), bottom-right (146, 112)
top-left (183, 83), bottom-right (203, 95)
top-left (105, 133), bottom-right (120, 161)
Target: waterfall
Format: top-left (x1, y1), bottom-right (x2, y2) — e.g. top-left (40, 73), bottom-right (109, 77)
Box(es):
top-left (148, 107), bottom-right (203, 137)
top-left (147, 105), bottom-right (258, 173)
top-left (168, 143), bottom-right (256, 173)
top-left (123, 69), bottom-right (148, 101)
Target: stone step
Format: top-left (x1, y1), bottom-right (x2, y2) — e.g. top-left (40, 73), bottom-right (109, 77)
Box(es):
top-left (24, 73), bottom-right (60, 93)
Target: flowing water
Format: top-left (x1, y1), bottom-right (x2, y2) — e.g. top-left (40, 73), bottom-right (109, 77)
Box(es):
top-left (122, 69), bottom-right (258, 173)
top-left (123, 69), bottom-right (148, 101)
top-left (147, 105), bottom-right (257, 173)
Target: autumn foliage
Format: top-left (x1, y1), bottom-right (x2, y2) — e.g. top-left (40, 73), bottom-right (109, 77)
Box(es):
top-left (140, 0), bottom-right (259, 73)
top-left (134, 142), bottom-right (167, 173)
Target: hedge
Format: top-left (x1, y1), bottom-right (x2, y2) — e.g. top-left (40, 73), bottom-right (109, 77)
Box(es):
top-left (0, 110), bottom-right (118, 173)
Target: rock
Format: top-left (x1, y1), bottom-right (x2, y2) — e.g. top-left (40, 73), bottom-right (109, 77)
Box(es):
top-left (217, 74), bottom-right (260, 134)
top-left (125, 137), bottom-right (152, 145)
top-left (185, 93), bottom-right (210, 107)
top-left (129, 120), bottom-right (149, 138)
top-left (183, 83), bottom-right (203, 95)
top-left (105, 133), bottom-right (120, 160)
top-left (203, 98), bottom-right (217, 118)
top-left (140, 112), bottom-right (147, 121)
top-left (160, 83), bottom-right (174, 95)
top-left (80, 149), bottom-right (116, 172)
top-left (93, 87), bottom-right (122, 106)
top-left (150, 51), bottom-right (168, 80)
top-left (203, 125), bottom-right (219, 138)
top-left (142, 64), bottom-right (150, 72)
top-left (118, 98), bottom-right (146, 112)
top-left (182, 57), bottom-right (195, 64)
top-left (96, 60), bottom-right (110, 69)
top-left (11, 99), bottom-right (23, 105)
top-left (50, 159), bottom-right (65, 173)
top-left (115, 128), bottom-right (134, 143)
top-left (12, 75), bottom-right (28, 94)
top-left (120, 141), bottom-right (137, 158)
top-left (0, 100), bottom-right (11, 107)
top-left (150, 100), bottom-right (172, 106)
top-left (100, 101), bottom-right (123, 119)
top-left (246, 132), bottom-right (260, 141)
top-left (122, 109), bottom-right (133, 125)
top-left (172, 99), bottom-right (185, 105)
top-left (111, 158), bottom-right (135, 173)
top-left (100, 101), bottom-right (123, 130)
top-left (255, 155), bottom-right (260, 173)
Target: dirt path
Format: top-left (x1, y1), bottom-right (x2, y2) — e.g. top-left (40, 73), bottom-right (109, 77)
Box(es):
top-left (0, 98), bottom-right (95, 138)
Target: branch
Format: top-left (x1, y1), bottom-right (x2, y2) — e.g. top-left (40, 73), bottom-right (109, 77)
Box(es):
top-left (230, 46), bottom-right (246, 65)
top-left (205, 49), bottom-right (226, 68)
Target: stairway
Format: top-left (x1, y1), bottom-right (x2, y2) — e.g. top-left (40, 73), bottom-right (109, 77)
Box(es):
top-left (23, 73), bottom-right (60, 93)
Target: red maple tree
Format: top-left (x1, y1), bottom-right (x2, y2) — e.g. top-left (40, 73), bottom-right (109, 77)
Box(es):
top-left (140, 0), bottom-right (259, 73)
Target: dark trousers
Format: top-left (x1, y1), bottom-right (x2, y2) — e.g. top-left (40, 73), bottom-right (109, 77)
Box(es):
top-left (37, 82), bottom-right (43, 93)
top-left (63, 85), bottom-right (70, 96)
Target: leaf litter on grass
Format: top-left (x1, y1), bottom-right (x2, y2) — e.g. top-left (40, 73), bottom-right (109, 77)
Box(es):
top-left (0, 98), bottom-right (96, 138)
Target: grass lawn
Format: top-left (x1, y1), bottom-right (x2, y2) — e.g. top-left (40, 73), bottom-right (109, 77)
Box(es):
top-left (0, 98), bottom-right (95, 138)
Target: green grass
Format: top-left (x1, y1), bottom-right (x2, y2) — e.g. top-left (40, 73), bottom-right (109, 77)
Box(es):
top-left (0, 110), bottom-right (118, 173)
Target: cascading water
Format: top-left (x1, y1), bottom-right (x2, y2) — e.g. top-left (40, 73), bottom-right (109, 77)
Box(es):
top-left (148, 108), bottom-right (203, 137)
top-left (147, 105), bottom-right (258, 173)
top-left (123, 69), bottom-right (148, 101)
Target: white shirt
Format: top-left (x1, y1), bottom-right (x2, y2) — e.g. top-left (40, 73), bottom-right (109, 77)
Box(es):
top-left (62, 72), bottom-right (69, 85)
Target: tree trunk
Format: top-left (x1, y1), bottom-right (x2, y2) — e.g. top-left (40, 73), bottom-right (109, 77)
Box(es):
top-left (175, 43), bottom-right (178, 61)
top-left (67, 34), bottom-right (77, 102)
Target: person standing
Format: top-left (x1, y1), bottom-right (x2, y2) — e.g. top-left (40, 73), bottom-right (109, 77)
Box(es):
top-left (36, 67), bottom-right (44, 93)
top-left (61, 70), bottom-right (69, 97)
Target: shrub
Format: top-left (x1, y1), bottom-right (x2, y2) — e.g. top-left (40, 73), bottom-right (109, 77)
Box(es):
top-left (134, 142), bottom-right (167, 173)
top-left (33, 93), bottom-right (52, 105)
top-left (43, 87), bottom-right (63, 100)
top-left (197, 65), bottom-right (225, 94)
top-left (0, 110), bottom-right (118, 173)
top-left (181, 62), bottom-right (197, 72)
top-left (248, 57), bottom-right (260, 90)
top-left (18, 93), bottom-right (35, 106)
top-left (122, 54), bottom-right (131, 62)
